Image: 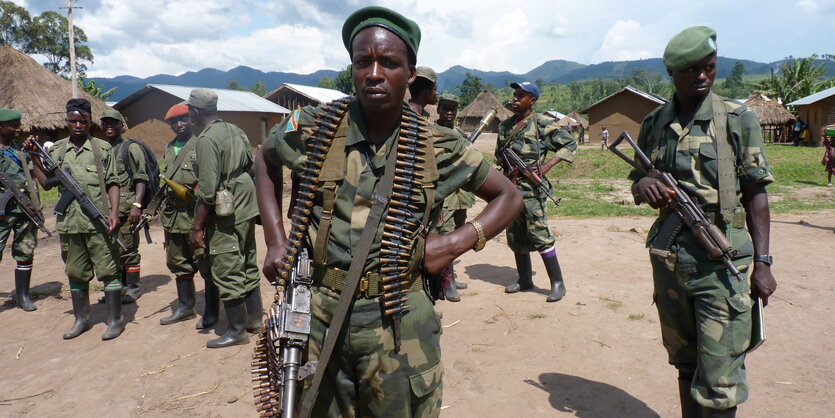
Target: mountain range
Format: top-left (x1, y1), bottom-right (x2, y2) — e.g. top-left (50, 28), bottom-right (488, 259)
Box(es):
top-left (92, 57), bottom-right (835, 102)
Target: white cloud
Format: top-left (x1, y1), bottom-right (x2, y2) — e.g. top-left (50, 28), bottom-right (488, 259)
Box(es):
top-left (797, 0), bottom-right (818, 12)
top-left (592, 20), bottom-right (657, 62)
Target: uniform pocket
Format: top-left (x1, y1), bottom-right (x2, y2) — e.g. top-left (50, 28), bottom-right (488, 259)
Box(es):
top-left (698, 142), bottom-right (718, 185)
top-left (409, 361), bottom-right (443, 398)
top-left (726, 292), bottom-right (753, 314)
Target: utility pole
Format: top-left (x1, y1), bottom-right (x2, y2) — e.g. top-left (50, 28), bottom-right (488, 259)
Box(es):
top-left (61, 0), bottom-right (83, 98)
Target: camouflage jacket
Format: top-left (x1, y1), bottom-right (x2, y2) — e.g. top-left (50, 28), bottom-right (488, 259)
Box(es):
top-left (109, 138), bottom-right (149, 217)
top-left (496, 112), bottom-right (577, 198)
top-left (193, 119), bottom-right (259, 227)
top-left (160, 135), bottom-right (200, 233)
top-left (442, 127), bottom-right (476, 210)
top-left (0, 142), bottom-right (37, 215)
top-left (262, 98), bottom-right (490, 273)
top-left (628, 92), bottom-right (774, 272)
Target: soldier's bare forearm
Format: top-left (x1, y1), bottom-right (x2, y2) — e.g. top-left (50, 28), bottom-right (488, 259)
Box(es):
top-left (472, 168), bottom-right (523, 245)
top-left (742, 184), bottom-right (770, 257)
top-left (254, 150), bottom-right (286, 246)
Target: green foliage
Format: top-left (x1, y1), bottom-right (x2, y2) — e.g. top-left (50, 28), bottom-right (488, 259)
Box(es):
top-left (250, 81), bottom-right (267, 96)
top-left (458, 72), bottom-right (484, 108)
top-left (0, 0), bottom-right (31, 47)
top-left (24, 11), bottom-right (93, 77)
top-left (317, 76), bottom-right (337, 90)
top-left (78, 77), bottom-right (116, 100)
top-left (334, 65), bottom-right (354, 94)
top-left (226, 79), bottom-right (247, 91)
top-left (716, 61), bottom-right (748, 99)
top-left (630, 68), bottom-right (663, 94)
top-left (755, 55), bottom-right (831, 103)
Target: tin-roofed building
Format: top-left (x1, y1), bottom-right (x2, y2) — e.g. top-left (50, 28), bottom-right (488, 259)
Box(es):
top-left (580, 85), bottom-right (667, 145)
top-left (114, 84), bottom-right (290, 155)
top-left (264, 83), bottom-right (349, 111)
top-left (788, 86), bottom-right (835, 146)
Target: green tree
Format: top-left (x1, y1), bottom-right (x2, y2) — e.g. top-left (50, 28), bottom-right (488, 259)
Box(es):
top-left (78, 77), bottom-right (116, 100)
top-left (756, 55), bottom-right (829, 103)
top-left (24, 11), bottom-right (93, 77)
top-left (251, 81), bottom-right (267, 96)
top-left (226, 79), bottom-right (247, 91)
top-left (720, 61), bottom-right (747, 98)
top-left (458, 72), bottom-right (484, 108)
top-left (630, 68), bottom-right (662, 94)
top-left (317, 76), bottom-right (337, 90)
top-left (0, 0), bottom-right (31, 47)
top-left (334, 65), bottom-right (353, 94)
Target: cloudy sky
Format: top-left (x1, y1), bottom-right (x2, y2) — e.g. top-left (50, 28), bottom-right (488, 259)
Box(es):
top-left (13, 0), bottom-right (835, 79)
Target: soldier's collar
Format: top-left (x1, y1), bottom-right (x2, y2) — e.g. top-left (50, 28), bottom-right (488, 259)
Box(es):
top-left (346, 99), bottom-right (400, 150)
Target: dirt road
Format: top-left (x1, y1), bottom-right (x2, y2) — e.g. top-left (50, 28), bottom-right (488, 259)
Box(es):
top-left (0, 205), bottom-right (832, 416)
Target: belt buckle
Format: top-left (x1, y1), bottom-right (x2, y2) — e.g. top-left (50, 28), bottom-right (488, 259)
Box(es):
top-left (356, 273), bottom-right (370, 298)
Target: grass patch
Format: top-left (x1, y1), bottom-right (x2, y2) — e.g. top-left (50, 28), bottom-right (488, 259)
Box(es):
top-left (527, 312), bottom-right (546, 319)
top-left (628, 313), bottom-right (645, 320)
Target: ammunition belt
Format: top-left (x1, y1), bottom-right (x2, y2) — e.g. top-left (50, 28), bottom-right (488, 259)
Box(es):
top-left (312, 264), bottom-right (423, 298)
top-left (252, 96), bottom-right (351, 417)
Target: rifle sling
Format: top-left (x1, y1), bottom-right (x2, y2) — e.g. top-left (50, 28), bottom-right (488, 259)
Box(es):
top-left (58, 137), bottom-right (110, 214)
top-left (711, 94), bottom-right (735, 224)
top-left (15, 149), bottom-right (41, 211)
top-left (299, 133), bottom-right (400, 418)
top-left (147, 135), bottom-right (201, 215)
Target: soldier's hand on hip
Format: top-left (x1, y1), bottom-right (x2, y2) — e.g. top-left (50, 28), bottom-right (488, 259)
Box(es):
top-left (634, 177), bottom-right (674, 209)
top-left (423, 232), bottom-right (458, 275)
top-left (262, 240), bottom-right (288, 284)
top-left (750, 264), bottom-right (777, 307)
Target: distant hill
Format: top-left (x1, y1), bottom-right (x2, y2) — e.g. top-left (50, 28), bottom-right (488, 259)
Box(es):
top-left (92, 57), bottom-right (835, 102)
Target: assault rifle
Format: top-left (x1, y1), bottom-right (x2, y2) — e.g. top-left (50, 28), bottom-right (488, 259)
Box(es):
top-left (28, 141), bottom-right (127, 251)
top-left (261, 248), bottom-right (317, 417)
top-left (608, 131), bottom-right (744, 281)
top-left (467, 109), bottom-right (497, 143)
top-left (499, 147), bottom-right (561, 207)
top-left (131, 176), bottom-right (194, 243)
top-left (0, 172), bottom-right (52, 237)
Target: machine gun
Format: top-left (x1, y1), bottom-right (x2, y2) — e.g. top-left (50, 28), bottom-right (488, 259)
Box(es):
top-left (499, 147), bottom-right (561, 207)
top-left (467, 108), bottom-right (497, 143)
top-left (131, 176), bottom-right (195, 243)
top-left (27, 141), bottom-right (127, 251)
top-left (253, 248), bottom-right (316, 417)
top-left (0, 172), bottom-right (52, 237)
top-left (608, 131), bottom-right (744, 281)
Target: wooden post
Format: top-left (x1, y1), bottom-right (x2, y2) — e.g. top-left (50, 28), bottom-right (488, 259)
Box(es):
top-left (61, 0), bottom-right (83, 98)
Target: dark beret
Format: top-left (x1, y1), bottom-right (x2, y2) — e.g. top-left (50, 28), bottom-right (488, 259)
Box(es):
top-left (663, 26), bottom-right (717, 71)
top-left (66, 98), bottom-right (92, 114)
top-left (342, 6), bottom-right (421, 57)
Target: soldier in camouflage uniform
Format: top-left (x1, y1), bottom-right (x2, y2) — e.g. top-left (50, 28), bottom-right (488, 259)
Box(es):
top-left (188, 89), bottom-right (262, 349)
top-left (99, 109), bottom-right (149, 304)
top-left (26, 98), bottom-right (125, 340)
top-left (497, 81), bottom-right (577, 302)
top-left (629, 27), bottom-right (777, 418)
top-left (0, 108), bottom-right (39, 311)
top-left (255, 6), bottom-right (522, 416)
top-left (407, 66), bottom-right (438, 117)
top-left (435, 93), bottom-right (475, 301)
top-left (157, 103), bottom-right (219, 328)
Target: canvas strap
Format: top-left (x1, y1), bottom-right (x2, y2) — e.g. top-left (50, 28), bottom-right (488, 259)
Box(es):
top-left (59, 138), bottom-right (110, 213)
top-left (711, 94), bottom-right (735, 224)
top-left (15, 149), bottom-right (40, 210)
top-left (312, 118), bottom-right (349, 265)
top-left (299, 133), bottom-right (400, 418)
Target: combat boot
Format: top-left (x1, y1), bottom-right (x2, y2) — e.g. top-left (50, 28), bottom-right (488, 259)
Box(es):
top-left (244, 287), bottom-right (264, 333)
top-left (207, 298), bottom-right (249, 348)
top-left (63, 289), bottom-right (92, 339)
top-left (505, 252), bottom-right (533, 293)
top-left (455, 280), bottom-right (468, 290)
top-left (102, 290), bottom-right (126, 340)
top-left (678, 375), bottom-right (701, 418)
top-left (701, 406), bottom-right (736, 417)
top-left (160, 278), bottom-right (196, 325)
top-left (196, 277), bottom-right (220, 329)
top-left (444, 267), bottom-right (461, 302)
top-left (14, 268), bottom-right (37, 311)
top-left (121, 267), bottom-right (141, 304)
top-left (542, 253), bottom-right (566, 302)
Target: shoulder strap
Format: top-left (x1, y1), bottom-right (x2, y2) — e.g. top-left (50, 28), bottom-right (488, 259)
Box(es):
top-left (165, 136), bottom-right (200, 179)
top-left (16, 149), bottom-right (40, 209)
top-left (89, 138), bottom-right (111, 214)
top-left (312, 116), bottom-right (349, 265)
top-left (711, 94), bottom-right (735, 223)
top-left (299, 134), bottom-right (400, 418)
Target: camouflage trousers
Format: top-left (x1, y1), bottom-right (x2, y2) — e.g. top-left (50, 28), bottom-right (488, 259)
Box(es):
top-left (435, 208), bottom-right (468, 235)
top-left (205, 219), bottom-right (259, 301)
top-left (59, 232), bottom-right (122, 284)
top-left (650, 253), bottom-right (753, 409)
top-left (506, 196), bottom-right (555, 253)
top-left (301, 284), bottom-right (443, 417)
top-left (117, 216), bottom-right (141, 267)
top-left (164, 231), bottom-right (210, 278)
top-left (0, 212), bottom-right (37, 262)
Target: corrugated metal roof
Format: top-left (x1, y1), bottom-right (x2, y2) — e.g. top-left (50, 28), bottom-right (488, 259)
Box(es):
top-left (116, 84), bottom-right (289, 114)
top-left (281, 83), bottom-right (348, 103)
top-left (580, 85), bottom-right (667, 114)
top-left (545, 110), bottom-right (566, 119)
top-left (787, 86), bottom-right (835, 106)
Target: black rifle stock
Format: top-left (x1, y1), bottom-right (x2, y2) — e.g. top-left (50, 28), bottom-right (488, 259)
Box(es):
top-left (499, 147), bottom-right (561, 207)
top-left (0, 172), bottom-right (52, 237)
top-left (29, 141), bottom-right (127, 251)
top-left (608, 131), bottom-right (743, 281)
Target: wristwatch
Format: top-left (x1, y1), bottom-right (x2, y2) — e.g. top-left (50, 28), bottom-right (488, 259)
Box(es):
top-left (131, 202), bottom-right (142, 208)
top-left (753, 255), bottom-right (773, 266)
top-left (469, 220), bottom-right (487, 252)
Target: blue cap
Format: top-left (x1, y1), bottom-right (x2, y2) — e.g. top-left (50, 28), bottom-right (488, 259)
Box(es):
top-left (510, 81), bottom-right (540, 99)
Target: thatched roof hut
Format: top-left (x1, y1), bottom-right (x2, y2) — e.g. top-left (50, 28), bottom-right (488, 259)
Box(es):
top-left (0, 46), bottom-right (109, 138)
top-left (556, 111), bottom-right (589, 129)
top-left (458, 90), bottom-right (513, 133)
top-left (745, 93), bottom-right (796, 142)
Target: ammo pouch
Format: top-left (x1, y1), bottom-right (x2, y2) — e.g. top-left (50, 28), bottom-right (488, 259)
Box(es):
top-left (214, 187), bottom-right (234, 216)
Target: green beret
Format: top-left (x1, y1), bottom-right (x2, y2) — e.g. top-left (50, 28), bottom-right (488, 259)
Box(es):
top-left (100, 109), bottom-right (125, 123)
top-left (415, 66), bottom-right (437, 84)
top-left (189, 88), bottom-right (218, 111)
top-left (663, 26), bottom-right (717, 71)
top-left (437, 93), bottom-right (459, 106)
top-left (342, 6), bottom-right (421, 57)
top-left (0, 108), bottom-right (22, 123)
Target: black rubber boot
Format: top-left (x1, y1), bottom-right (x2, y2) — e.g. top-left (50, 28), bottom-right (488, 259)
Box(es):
top-left (160, 278), bottom-right (197, 325)
top-left (121, 269), bottom-right (141, 304)
top-left (678, 376), bottom-right (701, 418)
top-left (14, 268), bottom-right (37, 311)
top-left (701, 406), bottom-right (737, 418)
top-left (542, 253), bottom-right (566, 302)
top-left (505, 253), bottom-right (533, 293)
top-left (196, 277), bottom-right (220, 329)
top-left (102, 290), bottom-right (126, 340)
top-left (444, 266), bottom-right (461, 302)
top-left (207, 298), bottom-right (249, 348)
top-left (244, 287), bottom-right (264, 333)
top-left (63, 289), bottom-right (92, 339)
